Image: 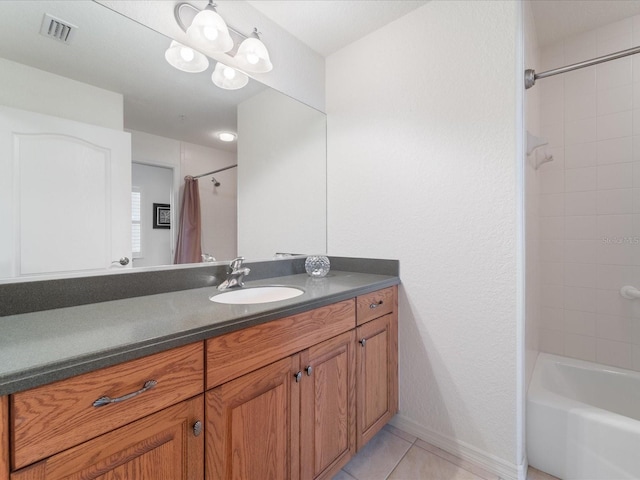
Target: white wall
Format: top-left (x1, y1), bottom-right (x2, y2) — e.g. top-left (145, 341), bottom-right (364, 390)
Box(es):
top-left (131, 130), bottom-right (237, 263)
top-left (131, 163), bottom-right (174, 268)
top-left (181, 142), bottom-right (238, 262)
top-left (536, 16), bottom-right (640, 371)
top-left (0, 58), bottom-right (123, 130)
top-left (238, 88), bottom-right (326, 260)
top-left (327, 1), bottom-right (520, 477)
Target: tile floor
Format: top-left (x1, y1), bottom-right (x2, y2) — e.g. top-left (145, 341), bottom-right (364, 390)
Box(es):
top-left (332, 425), bottom-right (560, 480)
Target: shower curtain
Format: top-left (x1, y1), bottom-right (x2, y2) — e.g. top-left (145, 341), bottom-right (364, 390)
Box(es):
top-left (174, 176), bottom-right (202, 264)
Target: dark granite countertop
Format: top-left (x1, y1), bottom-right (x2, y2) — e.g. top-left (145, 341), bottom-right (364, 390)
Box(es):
top-left (0, 270), bottom-right (399, 396)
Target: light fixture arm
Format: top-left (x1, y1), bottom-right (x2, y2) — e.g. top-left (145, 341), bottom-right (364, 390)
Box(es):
top-left (174, 2), bottom-right (248, 41)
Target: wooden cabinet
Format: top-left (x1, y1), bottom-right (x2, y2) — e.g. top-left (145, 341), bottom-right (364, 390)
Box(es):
top-left (356, 312), bottom-right (398, 450)
top-left (356, 287), bottom-right (395, 326)
top-left (10, 395), bottom-right (204, 480)
top-left (206, 356), bottom-right (300, 480)
top-left (10, 343), bottom-right (204, 470)
top-left (207, 330), bottom-right (357, 480)
top-left (1, 285), bottom-right (398, 480)
top-left (205, 302), bottom-right (358, 480)
top-left (1, 396), bottom-right (8, 480)
top-left (300, 330), bottom-right (356, 480)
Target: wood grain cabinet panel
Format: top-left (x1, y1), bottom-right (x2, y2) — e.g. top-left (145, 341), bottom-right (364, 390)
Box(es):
top-left (206, 300), bottom-right (355, 389)
top-left (1, 396), bottom-right (8, 480)
top-left (10, 395), bottom-right (204, 480)
top-left (206, 356), bottom-right (300, 480)
top-left (300, 331), bottom-right (356, 480)
top-left (11, 342), bottom-right (204, 469)
top-left (356, 287), bottom-right (395, 326)
top-left (355, 311), bottom-right (398, 450)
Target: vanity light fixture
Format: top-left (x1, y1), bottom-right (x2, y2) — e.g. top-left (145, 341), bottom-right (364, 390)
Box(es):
top-left (172, 2), bottom-right (274, 84)
top-left (164, 40), bottom-right (209, 73)
top-left (186, 2), bottom-right (233, 53)
top-left (217, 132), bottom-right (237, 142)
top-left (212, 62), bottom-right (249, 90)
top-left (235, 28), bottom-right (273, 73)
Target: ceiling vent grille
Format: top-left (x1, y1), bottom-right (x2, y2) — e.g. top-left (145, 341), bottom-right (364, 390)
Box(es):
top-left (39, 13), bottom-right (77, 44)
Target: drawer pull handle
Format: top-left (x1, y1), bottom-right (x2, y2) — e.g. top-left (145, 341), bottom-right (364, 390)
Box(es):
top-left (92, 380), bottom-right (158, 407)
top-left (193, 420), bottom-right (203, 437)
top-left (370, 300), bottom-right (383, 309)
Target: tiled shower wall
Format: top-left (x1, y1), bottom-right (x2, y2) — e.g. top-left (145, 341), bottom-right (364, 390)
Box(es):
top-left (538, 16), bottom-right (640, 371)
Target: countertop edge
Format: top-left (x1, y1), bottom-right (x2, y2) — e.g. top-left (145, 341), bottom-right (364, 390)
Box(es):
top-left (0, 276), bottom-right (399, 396)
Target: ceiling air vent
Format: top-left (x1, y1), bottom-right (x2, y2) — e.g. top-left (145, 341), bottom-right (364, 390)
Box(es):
top-left (39, 13), bottom-right (77, 44)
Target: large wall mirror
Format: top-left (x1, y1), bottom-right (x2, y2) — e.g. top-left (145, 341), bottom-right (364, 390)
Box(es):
top-left (0, 0), bottom-right (326, 282)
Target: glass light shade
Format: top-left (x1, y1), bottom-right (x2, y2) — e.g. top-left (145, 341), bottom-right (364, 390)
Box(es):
top-left (217, 132), bottom-right (236, 142)
top-left (235, 37), bottom-right (273, 73)
top-left (164, 40), bottom-right (209, 73)
top-left (187, 9), bottom-right (233, 53)
top-left (211, 63), bottom-right (249, 90)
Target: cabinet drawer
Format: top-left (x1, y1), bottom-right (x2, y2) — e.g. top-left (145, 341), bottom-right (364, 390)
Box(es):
top-left (11, 342), bottom-right (204, 470)
top-left (206, 299), bottom-right (355, 389)
top-left (356, 287), bottom-right (396, 325)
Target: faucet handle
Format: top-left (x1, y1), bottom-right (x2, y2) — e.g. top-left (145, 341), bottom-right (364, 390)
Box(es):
top-left (230, 256), bottom-right (245, 270)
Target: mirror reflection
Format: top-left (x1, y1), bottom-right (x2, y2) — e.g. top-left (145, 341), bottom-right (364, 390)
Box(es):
top-left (0, 0), bottom-right (327, 282)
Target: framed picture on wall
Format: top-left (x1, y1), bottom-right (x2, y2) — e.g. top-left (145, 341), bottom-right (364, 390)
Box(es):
top-left (153, 203), bottom-right (170, 229)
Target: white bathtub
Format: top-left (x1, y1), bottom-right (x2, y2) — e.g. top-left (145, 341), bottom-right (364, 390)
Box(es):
top-left (527, 353), bottom-right (640, 479)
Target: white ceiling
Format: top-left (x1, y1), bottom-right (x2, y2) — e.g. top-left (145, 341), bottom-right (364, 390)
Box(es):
top-left (530, 0), bottom-right (640, 48)
top-left (5, 1), bottom-right (640, 151)
top-left (246, 0), bottom-right (428, 56)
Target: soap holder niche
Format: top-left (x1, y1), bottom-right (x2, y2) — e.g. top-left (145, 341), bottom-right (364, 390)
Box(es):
top-left (526, 131), bottom-right (553, 170)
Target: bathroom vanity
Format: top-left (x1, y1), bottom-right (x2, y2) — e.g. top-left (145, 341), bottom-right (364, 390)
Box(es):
top-left (0, 266), bottom-right (398, 480)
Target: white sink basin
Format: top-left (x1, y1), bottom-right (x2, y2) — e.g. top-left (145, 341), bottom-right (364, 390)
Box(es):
top-left (210, 286), bottom-right (304, 304)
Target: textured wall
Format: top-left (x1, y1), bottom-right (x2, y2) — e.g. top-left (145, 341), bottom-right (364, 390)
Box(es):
top-left (326, 0), bottom-right (520, 476)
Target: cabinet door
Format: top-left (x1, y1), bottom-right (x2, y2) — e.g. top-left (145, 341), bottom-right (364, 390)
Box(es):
top-left (206, 356), bottom-right (300, 480)
top-left (10, 395), bottom-right (204, 480)
top-left (356, 313), bottom-right (398, 450)
top-left (300, 331), bottom-right (356, 480)
top-left (1, 396), bottom-right (8, 480)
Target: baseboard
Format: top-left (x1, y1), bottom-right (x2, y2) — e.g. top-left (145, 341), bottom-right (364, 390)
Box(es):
top-left (389, 414), bottom-right (520, 480)
top-left (518, 457), bottom-right (528, 480)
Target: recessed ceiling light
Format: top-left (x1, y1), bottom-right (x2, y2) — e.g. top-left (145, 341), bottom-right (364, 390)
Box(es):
top-left (217, 132), bottom-right (237, 142)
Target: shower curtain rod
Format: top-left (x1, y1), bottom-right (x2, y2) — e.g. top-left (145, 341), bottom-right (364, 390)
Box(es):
top-left (192, 164), bottom-right (237, 179)
top-left (525, 45), bottom-right (640, 89)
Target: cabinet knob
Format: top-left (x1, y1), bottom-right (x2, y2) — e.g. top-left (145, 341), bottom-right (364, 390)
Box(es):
top-left (193, 420), bottom-right (203, 437)
top-left (305, 366), bottom-right (313, 376)
top-left (294, 371), bottom-right (302, 383)
top-left (359, 338), bottom-right (366, 347)
top-left (370, 300), bottom-right (383, 309)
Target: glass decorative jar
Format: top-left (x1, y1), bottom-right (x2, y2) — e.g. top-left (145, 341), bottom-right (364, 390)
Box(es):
top-left (305, 255), bottom-right (330, 278)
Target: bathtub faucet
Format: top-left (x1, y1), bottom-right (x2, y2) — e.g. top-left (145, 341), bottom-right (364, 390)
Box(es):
top-left (217, 257), bottom-right (250, 291)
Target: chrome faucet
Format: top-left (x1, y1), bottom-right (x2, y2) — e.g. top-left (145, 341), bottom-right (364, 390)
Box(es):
top-left (217, 257), bottom-right (251, 291)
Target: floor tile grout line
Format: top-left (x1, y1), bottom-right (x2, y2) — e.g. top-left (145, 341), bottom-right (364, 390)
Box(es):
top-left (381, 425), bottom-right (418, 480)
top-left (383, 443), bottom-right (414, 480)
top-left (383, 425), bottom-right (418, 446)
top-left (411, 441), bottom-right (495, 480)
